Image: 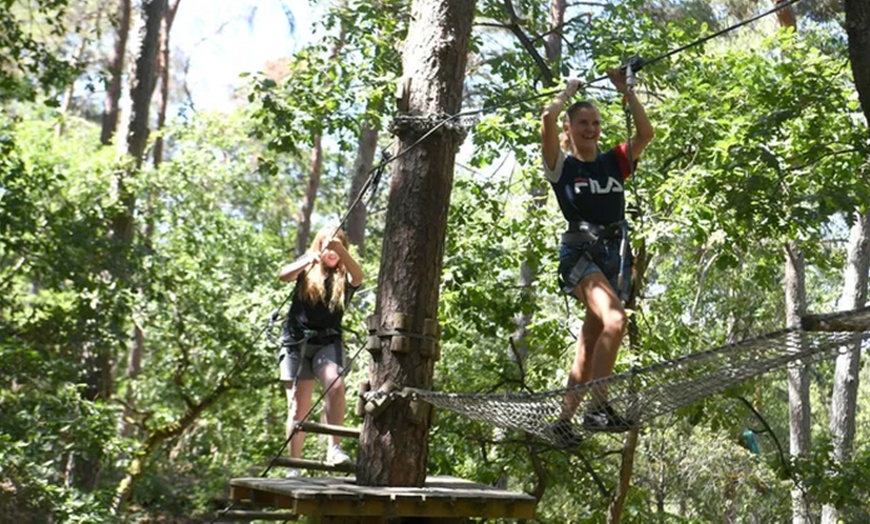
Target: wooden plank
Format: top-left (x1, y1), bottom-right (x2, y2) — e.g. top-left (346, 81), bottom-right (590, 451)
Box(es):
top-left (214, 510), bottom-right (299, 521)
top-left (228, 476), bottom-right (536, 520)
top-left (291, 497), bottom-right (535, 519)
top-left (312, 517), bottom-right (390, 524)
top-left (295, 421), bottom-right (361, 439)
top-left (270, 457), bottom-right (355, 474)
top-left (229, 484), bottom-right (253, 501)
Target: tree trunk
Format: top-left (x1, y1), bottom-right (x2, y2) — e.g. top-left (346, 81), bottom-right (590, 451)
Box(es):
top-left (823, 5), bottom-right (870, 519)
top-left (846, 0), bottom-right (870, 126)
top-left (75, 0), bottom-right (164, 495)
top-left (784, 242), bottom-right (811, 524)
top-left (499, 0), bottom-right (562, 481)
top-left (821, 211), bottom-right (870, 524)
top-left (57, 34), bottom-right (90, 137)
top-left (773, 8), bottom-right (810, 522)
top-left (359, 0), bottom-right (475, 487)
top-left (125, 0), bottom-right (165, 169)
top-left (346, 122), bottom-right (379, 257)
top-left (117, 0), bottom-right (179, 441)
top-left (101, 0), bottom-right (132, 146)
top-left (607, 428), bottom-right (639, 524)
top-left (775, 0), bottom-right (798, 30)
top-left (546, 0), bottom-right (566, 67)
top-left (102, 0), bottom-right (165, 504)
top-left (295, 136), bottom-right (324, 257)
top-left (153, 0), bottom-right (181, 169)
top-left (606, 244), bottom-right (648, 523)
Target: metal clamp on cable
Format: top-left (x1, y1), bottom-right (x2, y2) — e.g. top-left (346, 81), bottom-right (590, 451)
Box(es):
top-left (362, 380), bottom-right (398, 418)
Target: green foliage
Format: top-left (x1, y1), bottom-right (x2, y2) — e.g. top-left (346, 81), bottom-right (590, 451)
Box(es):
top-left (248, 0), bottom-right (405, 160)
top-left (789, 440), bottom-right (870, 520)
top-left (1, 1), bottom-right (80, 103)
top-left (2, 0), bottom-right (870, 522)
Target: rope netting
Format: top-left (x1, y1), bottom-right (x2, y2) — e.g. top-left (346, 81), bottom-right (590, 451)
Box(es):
top-left (371, 307), bottom-right (870, 448)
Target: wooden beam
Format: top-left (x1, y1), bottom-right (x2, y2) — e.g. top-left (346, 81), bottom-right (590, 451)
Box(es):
top-left (270, 457), bottom-right (356, 474)
top-left (295, 421), bottom-right (361, 439)
top-left (214, 510), bottom-right (299, 521)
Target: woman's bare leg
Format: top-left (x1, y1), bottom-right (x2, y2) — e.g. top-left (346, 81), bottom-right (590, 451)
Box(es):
top-left (575, 273), bottom-right (627, 406)
top-left (316, 363), bottom-right (346, 448)
top-left (561, 312), bottom-right (602, 417)
top-left (285, 379), bottom-right (315, 458)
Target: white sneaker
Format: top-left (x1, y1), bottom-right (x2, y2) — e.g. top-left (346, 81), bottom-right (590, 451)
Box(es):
top-left (326, 444), bottom-right (352, 465)
top-left (284, 467), bottom-right (301, 478)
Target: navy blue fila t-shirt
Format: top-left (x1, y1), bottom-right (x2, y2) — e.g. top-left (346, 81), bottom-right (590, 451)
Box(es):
top-left (544, 143), bottom-right (633, 226)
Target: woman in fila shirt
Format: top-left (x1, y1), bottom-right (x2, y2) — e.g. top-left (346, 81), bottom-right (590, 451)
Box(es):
top-left (541, 71), bottom-right (653, 435)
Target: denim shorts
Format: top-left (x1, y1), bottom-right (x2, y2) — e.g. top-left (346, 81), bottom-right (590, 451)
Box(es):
top-left (278, 340), bottom-right (345, 382)
top-left (558, 239), bottom-right (632, 299)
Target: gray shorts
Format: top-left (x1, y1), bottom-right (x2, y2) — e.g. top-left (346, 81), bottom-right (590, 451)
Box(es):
top-left (278, 341), bottom-right (345, 382)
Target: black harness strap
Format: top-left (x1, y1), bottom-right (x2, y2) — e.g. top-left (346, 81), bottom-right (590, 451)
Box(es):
top-left (562, 219), bottom-right (630, 302)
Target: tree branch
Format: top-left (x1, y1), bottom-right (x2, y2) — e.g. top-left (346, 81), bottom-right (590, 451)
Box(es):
top-left (502, 0), bottom-right (555, 87)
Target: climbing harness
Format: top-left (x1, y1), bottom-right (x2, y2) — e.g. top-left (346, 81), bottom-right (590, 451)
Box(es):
top-left (562, 219), bottom-right (631, 301)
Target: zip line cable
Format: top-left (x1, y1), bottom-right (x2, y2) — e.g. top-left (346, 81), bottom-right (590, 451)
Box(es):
top-left (329, 0), bottom-right (804, 255)
top-left (327, 0), bottom-right (805, 244)
top-left (447, 0), bottom-right (805, 118)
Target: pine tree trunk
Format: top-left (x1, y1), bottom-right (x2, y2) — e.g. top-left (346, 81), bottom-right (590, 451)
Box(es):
top-left (772, 9), bottom-right (811, 523)
top-left (846, 0), bottom-right (870, 126)
top-left (822, 5), bottom-right (870, 518)
top-left (775, 0), bottom-right (797, 30)
top-left (346, 122), bottom-right (379, 257)
top-left (295, 136), bottom-right (324, 257)
top-left (77, 0), bottom-right (165, 495)
top-left (101, 0), bottom-right (132, 146)
top-left (359, 0), bottom-right (475, 487)
top-left (153, 0), bottom-right (180, 169)
top-left (821, 211), bottom-right (870, 524)
top-left (784, 242), bottom-right (811, 524)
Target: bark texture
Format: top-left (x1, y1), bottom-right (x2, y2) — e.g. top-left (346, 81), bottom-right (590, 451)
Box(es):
top-left (821, 211), bottom-right (870, 524)
top-left (785, 242), bottom-right (811, 524)
top-left (359, 0), bottom-right (475, 487)
top-left (101, 0), bottom-right (132, 146)
top-left (346, 122), bottom-right (379, 256)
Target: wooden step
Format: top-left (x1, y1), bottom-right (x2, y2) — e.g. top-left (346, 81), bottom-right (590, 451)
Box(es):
top-left (271, 456), bottom-right (356, 474)
top-left (295, 421), bottom-right (361, 439)
top-left (214, 510), bottom-right (299, 521)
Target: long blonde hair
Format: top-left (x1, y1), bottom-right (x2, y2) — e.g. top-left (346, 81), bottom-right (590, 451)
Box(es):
top-left (299, 226), bottom-right (349, 312)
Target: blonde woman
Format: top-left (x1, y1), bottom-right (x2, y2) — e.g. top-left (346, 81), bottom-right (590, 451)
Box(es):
top-left (278, 226), bottom-right (363, 476)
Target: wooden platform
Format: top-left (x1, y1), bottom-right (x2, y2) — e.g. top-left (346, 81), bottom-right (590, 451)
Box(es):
top-left (271, 456), bottom-right (356, 474)
top-left (229, 475), bottom-right (537, 522)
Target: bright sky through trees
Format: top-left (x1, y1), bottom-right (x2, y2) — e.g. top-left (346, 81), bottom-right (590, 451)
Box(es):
top-left (172, 0), bottom-right (317, 111)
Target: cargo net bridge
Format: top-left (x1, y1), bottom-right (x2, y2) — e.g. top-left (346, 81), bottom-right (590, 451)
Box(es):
top-left (366, 307), bottom-right (870, 448)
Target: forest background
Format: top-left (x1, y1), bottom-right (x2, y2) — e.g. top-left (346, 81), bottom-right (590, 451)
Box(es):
top-left (2, 0), bottom-right (870, 522)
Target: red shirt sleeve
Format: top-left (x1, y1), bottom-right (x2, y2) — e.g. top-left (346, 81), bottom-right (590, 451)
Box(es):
top-left (613, 142), bottom-right (637, 180)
